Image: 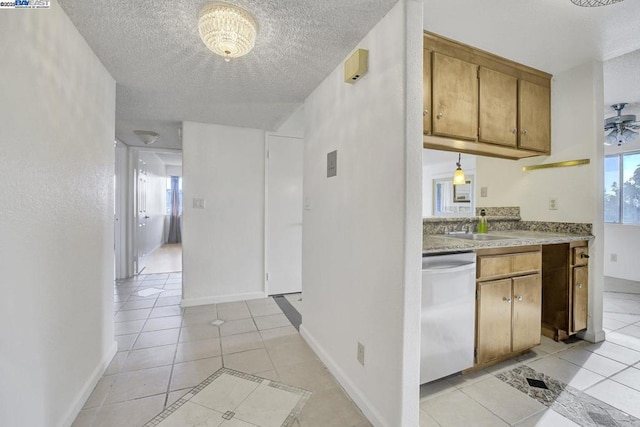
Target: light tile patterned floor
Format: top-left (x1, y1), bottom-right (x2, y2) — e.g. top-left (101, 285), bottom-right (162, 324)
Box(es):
top-left (419, 277), bottom-right (640, 426)
top-left (145, 368), bottom-right (311, 427)
top-left (73, 274), bottom-right (369, 427)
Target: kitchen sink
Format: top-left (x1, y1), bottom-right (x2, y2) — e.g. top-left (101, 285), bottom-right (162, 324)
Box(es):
top-left (444, 233), bottom-right (517, 241)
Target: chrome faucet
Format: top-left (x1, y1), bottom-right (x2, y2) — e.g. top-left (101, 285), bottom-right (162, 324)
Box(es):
top-left (445, 219), bottom-right (471, 234)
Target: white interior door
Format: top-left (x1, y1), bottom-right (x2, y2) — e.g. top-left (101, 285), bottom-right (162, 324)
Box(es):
top-left (266, 135), bottom-right (303, 295)
top-left (136, 161), bottom-right (149, 274)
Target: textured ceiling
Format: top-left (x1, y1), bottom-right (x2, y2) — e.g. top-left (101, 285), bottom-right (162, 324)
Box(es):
top-left (57, 0), bottom-right (399, 149)
top-left (423, 0), bottom-right (640, 76)
top-left (58, 0), bottom-right (640, 150)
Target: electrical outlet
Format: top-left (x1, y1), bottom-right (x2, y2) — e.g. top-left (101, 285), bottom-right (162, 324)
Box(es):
top-left (357, 342), bottom-right (365, 366)
top-left (548, 198), bottom-right (558, 210)
top-left (480, 187), bottom-right (488, 197)
top-left (611, 254), bottom-right (618, 262)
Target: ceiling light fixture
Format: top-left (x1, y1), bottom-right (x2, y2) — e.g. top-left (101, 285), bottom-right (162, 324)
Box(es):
top-left (133, 130), bottom-right (160, 145)
top-left (453, 153), bottom-right (466, 185)
top-left (570, 0), bottom-right (624, 7)
top-left (198, 2), bottom-right (257, 62)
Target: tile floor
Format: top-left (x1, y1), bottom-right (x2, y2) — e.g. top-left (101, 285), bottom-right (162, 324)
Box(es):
top-left (74, 274), bottom-right (640, 426)
top-left (419, 278), bottom-right (640, 426)
top-left (73, 273), bottom-right (370, 427)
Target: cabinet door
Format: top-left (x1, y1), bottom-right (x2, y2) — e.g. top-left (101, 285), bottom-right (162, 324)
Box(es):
top-left (477, 279), bottom-right (512, 364)
top-left (479, 67), bottom-right (518, 147)
top-left (431, 52), bottom-right (478, 141)
top-left (512, 274), bottom-right (542, 352)
top-left (423, 49), bottom-right (432, 135)
top-left (572, 266), bottom-right (588, 332)
top-left (518, 80), bottom-right (550, 153)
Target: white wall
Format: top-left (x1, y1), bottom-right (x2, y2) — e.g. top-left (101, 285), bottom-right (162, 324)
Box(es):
top-left (182, 122), bottom-right (266, 305)
top-left (139, 151), bottom-right (167, 254)
top-left (166, 165), bottom-right (183, 177)
top-left (477, 61), bottom-right (605, 342)
top-left (0, 2), bottom-right (116, 426)
top-left (604, 224), bottom-right (640, 281)
top-left (301, 1), bottom-right (423, 425)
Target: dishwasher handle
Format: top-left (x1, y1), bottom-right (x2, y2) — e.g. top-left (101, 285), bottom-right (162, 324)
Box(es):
top-left (423, 262), bottom-right (476, 275)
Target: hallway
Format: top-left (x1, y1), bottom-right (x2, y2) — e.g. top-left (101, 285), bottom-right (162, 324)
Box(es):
top-left (72, 274), bottom-right (369, 427)
top-left (142, 244), bottom-right (182, 275)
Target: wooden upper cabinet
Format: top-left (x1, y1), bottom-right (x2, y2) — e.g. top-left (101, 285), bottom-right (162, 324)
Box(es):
top-left (431, 52), bottom-right (478, 141)
top-left (518, 80), bottom-right (551, 153)
top-left (478, 67), bottom-right (518, 147)
top-left (423, 32), bottom-right (552, 159)
top-left (423, 49), bottom-right (432, 135)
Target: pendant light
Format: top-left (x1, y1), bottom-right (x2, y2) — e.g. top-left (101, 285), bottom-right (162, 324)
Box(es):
top-left (453, 153), bottom-right (466, 185)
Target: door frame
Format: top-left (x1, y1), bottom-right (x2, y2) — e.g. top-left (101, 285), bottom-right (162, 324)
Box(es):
top-left (127, 146), bottom-right (183, 278)
top-left (114, 140), bottom-right (128, 280)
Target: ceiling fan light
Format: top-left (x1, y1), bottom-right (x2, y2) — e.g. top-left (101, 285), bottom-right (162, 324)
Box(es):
top-left (605, 130), bottom-right (618, 146)
top-left (570, 0), bottom-right (624, 6)
top-left (198, 2), bottom-right (257, 61)
top-left (621, 128), bottom-right (639, 144)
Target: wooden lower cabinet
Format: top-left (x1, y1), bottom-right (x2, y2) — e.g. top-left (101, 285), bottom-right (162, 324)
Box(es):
top-left (475, 245), bottom-right (542, 367)
top-left (512, 275), bottom-right (542, 352)
top-left (477, 279), bottom-right (512, 363)
top-left (476, 274), bottom-right (541, 365)
top-left (541, 241), bottom-right (589, 341)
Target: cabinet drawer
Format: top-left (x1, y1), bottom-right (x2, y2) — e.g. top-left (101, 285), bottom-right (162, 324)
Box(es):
top-left (478, 251), bottom-right (541, 279)
top-left (573, 246), bottom-right (589, 266)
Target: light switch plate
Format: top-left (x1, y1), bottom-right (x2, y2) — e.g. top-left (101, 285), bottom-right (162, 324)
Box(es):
top-left (327, 150), bottom-right (337, 178)
top-left (193, 198), bottom-right (205, 209)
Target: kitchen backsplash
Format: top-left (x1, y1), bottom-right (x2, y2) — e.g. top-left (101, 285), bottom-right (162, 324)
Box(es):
top-left (423, 207), bottom-right (592, 235)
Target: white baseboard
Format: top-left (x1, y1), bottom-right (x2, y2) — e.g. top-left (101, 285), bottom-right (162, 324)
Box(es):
top-left (300, 325), bottom-right (388, 427)
top-left (181, 292), bottom-right (267, 307)
top-left (60, 340), bottom-right (118, 427)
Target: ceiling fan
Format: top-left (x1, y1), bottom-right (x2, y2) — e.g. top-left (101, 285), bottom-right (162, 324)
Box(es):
top-left (604, 103), bottom-right (640, 146)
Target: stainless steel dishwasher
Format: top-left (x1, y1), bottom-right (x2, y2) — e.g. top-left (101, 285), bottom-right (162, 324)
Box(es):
top-left (421, 252), bottom-right (476, 384)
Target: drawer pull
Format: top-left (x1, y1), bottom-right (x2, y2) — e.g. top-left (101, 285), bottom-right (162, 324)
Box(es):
top-left (503, 297), bottom-right (512, 303)
top-left (577, 283), bottom-right (583, 289)
top-left (580, 253), bottom-right (590, 259)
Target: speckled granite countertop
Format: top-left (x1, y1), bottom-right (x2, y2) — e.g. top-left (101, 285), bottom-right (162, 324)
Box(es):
top-left (423, 230), bottom-right (594, 255)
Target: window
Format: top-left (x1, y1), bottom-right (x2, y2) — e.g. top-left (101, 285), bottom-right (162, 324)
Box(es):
top-left (166, 176), bottom-right (183, 215)
top-left (604, 151), bottom-right (640, 224)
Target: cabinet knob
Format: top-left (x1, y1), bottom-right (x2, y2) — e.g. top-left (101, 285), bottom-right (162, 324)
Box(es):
top-left (423, 110), bottom-right (429, 116)
top-left (512, 128), bottom-right (518, 134)
top-left (503, 297), bottom-right (512, 303)
top-left (521, 129), bottom-right (528, 135)
top-left (577, 283), bottom-right (583, 289)
top-left (437, 112), bottom-right (444, 119)
top-left (516, 295), bottom-right (523, 301)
